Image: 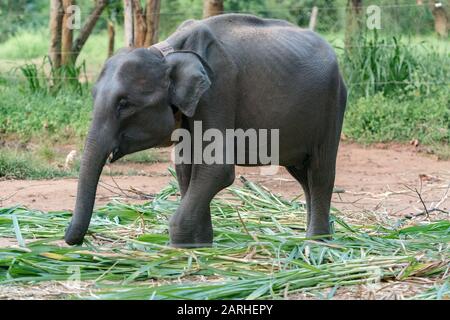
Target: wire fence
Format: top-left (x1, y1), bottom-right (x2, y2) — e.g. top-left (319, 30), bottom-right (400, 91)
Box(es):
top-left (0, 2), bottom-right (445, 33)
top-left (2, 2), bottom-right (447, 15)
top-left (1, 74), bottom-right (448, 88)
top-left (0, 3), bottom-right (448, 91)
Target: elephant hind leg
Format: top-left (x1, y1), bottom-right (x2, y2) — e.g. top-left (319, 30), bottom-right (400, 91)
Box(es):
top-left (286, 149), bottom-right (336, 239)
top-left (305, 148), bottom-right (337, 239)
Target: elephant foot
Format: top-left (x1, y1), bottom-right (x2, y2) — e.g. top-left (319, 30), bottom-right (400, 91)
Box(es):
top-left (169, 230), bottom-right (213, 248)
top-left (306, 228), bottom-right (332, 241)
top-left (64, 221), bottom-right (87, 245)
top-left (306, 219), bottom-right (334, 241)
top-left (169, 215), bottom-right (213, 248)
top-left (171, 239), bottom-right (213, 248)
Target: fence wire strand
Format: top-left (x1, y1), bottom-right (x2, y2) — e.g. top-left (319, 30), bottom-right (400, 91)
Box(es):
top-left (3, 2), bottom-right (447, 16)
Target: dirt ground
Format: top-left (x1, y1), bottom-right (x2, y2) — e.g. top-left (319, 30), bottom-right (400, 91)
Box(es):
top-left (1, 142), bottom-right (449, 299)
top-left (1, 142), bottom-right (449, 222)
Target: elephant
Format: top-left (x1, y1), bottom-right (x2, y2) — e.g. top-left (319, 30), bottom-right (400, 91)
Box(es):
top-left (64, 14), bottom-right (347, 247)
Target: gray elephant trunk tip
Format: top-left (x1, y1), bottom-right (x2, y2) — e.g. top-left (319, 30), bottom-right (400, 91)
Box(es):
top-left (64, 223), bottom-right (86, 245)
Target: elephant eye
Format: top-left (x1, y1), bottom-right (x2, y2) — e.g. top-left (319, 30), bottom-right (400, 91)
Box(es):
top-left (118, 99), bottom-right (128, 110)
top-left (117, 98), bottom-right (135, 118)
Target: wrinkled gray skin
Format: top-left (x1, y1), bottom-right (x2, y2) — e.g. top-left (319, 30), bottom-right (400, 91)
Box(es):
top-left (65, 14), bottom-right (347, 247)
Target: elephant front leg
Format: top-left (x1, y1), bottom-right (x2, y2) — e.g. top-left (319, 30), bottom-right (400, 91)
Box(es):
top-left (169, 164), bottom-right (235, 248)
top-left (175, 163), bottom-right (192, 198)
top-left (169, 200), bottom-right (213, 248)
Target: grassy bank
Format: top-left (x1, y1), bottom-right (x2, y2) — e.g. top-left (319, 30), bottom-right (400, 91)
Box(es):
top-left (0, 149), bottom-right (76, 180)
top-left (344, 90), bottom-right (450, 157)
top-left (0, 146), bottom-right (166, 180)
top-left (0, 84), bottom-right (91, 141)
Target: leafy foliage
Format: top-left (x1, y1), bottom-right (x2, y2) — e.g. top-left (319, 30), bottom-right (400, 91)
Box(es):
top-left (18, 57), bottom-right (89, 95)
top-left (342, 31), bottom-right (449, 98)
top-left (0, 0), bottom-right (449, 159)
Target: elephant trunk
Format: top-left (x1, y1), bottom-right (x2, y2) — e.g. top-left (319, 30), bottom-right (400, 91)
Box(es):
top-left (64, 131), bottom-right (111, 245)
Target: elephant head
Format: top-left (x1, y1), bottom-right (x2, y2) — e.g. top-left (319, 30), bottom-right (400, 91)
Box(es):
top-left (64, 46), bottom-right (212, 245)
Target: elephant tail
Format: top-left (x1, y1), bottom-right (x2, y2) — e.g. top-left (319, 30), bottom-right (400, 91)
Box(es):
top-left (338, 74), bottom-right (347, 115)
top-left (333, 74), bottom-right (347, 144)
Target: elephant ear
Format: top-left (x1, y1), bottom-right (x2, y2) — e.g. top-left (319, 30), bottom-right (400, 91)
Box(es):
top-left (167, 52), bottom-right (211, 117)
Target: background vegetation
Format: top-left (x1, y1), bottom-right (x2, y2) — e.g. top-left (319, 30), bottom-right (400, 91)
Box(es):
top-left (0, 0), bottom-right (449, 179)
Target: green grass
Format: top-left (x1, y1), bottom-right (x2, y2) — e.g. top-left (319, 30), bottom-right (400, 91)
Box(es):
top-left (0, 147), bottom-right (168, 180)
top-left (0, 175), bottom-right (448, 299)
top-left (343, 89), bottom-right (450, 145)
top-left (118, 149), bottom-right (167, 164)
top-left (0, 149), bottom-right (76, 180)
top-left (0, 83), bottom-right (91, 140)
top-left (36, 144), bottom-right (57, 162)
top-left (0, 29), bottom-right (49, 61)
top-left (341, 31), bottom-right (449, 98)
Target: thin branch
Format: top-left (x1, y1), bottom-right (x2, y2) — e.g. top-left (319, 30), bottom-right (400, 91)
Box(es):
top-left (404, 184), bottom-right (430, 218)
top-left (71, 0), bottom-right (108, 63)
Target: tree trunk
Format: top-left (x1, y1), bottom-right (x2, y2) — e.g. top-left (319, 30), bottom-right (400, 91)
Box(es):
top-left (429, 0), bottom-right (449, 37)
top-left (132, 0), bottom-right (147, 47)
top-left (203, 0), bottom-right (223, 18)
top-left (61, 0), bottom-right (74, 66)
top-left (345, 0), bottom-right (363, 49)
top-left (107, 21), bottom-right (115, 58)
top-left (49, 0), bottom-right (64, 68)
top-left (71, 0), bottom-right (108, 63)
top-left (124, 0), bottom-right (134, 47)
top-left (144, 0), bottom-right (161, 46)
